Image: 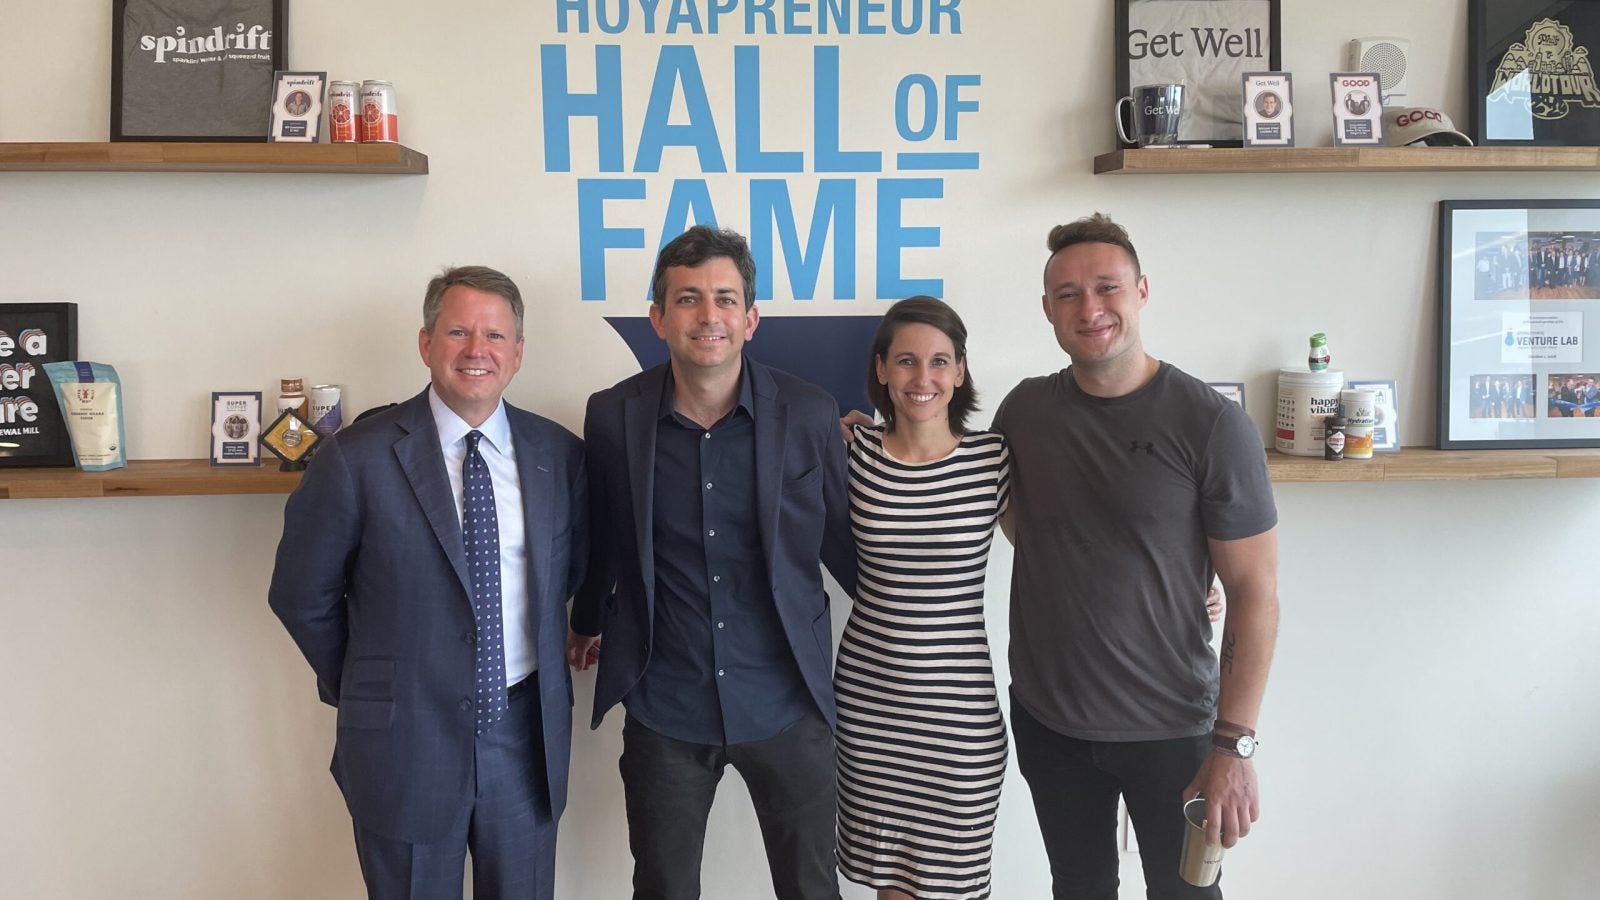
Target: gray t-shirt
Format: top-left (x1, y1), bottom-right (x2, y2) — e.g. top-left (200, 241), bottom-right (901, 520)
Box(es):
top-left (993, 362), bottom-right (1276, 741)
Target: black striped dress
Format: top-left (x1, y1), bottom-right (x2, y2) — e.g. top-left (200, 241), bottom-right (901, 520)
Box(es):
top-left (835, 425), bottom-right (1011, 900)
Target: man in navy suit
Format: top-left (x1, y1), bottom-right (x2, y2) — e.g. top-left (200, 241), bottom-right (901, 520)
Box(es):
top-left (269, 265), bottom-right (587, 900)
top-left (566, 226), bottom-right (856, 900)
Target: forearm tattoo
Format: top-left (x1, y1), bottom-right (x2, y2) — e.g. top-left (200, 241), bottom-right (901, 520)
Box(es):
top-left (1220, 630), bottom-right (1237, 674)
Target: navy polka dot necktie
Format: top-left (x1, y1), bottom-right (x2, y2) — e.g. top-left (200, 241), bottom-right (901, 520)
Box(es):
top-left (463, 430), bottom-right (506, 735)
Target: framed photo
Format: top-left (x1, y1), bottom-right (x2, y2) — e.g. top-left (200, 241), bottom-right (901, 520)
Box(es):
top-left (1208, 381), bottom-right (1246, 412)
top-left (1116, 0), bottom-right (1282, 146)
top-left (0, 302), bottom-right (79, 468)
top-left (1330, 73), bottom-right (1384, 146)
top-left (1346, 379), bottom-right (1401, 451)
top-left (210, 391), bottom-right (262, 466)
top-left (112, 0), bottom-right (288, 141)
top-left (269, 71), bottom-right (326, 142)
top-left (1243, 72), bottom-right (1294, 146)
top-left (1437, 200), bottom-right (1600, 449)
top-left (1468, 0), bottom-right (1600, 146)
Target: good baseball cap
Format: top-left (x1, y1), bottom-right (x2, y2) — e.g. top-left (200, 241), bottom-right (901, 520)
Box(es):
top-left (1382, 107), bottom-right (1474, 146)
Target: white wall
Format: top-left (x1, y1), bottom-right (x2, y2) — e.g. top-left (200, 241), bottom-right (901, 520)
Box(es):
top-left (3, 2), bottom-right (1598, 898)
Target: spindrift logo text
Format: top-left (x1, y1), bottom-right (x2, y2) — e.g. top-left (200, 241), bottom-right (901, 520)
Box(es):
top-left (140, 23), bottom-right (272, 64)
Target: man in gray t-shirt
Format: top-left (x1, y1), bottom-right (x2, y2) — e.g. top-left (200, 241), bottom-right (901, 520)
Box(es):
top-left (994, 213), bottom-right (1279, 899)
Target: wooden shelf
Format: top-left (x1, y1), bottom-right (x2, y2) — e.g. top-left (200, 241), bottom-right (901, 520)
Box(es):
top-left (0, 459), bottom-right (302, 499)
top-left (0, 141), bottom-right (428, 174)
top-left (5, 448), bottom-right (1598, 498)
top-left (1094, 146), bottom-right (1600, 175)
top-left (1266, 447), bottom-right (1600, 483)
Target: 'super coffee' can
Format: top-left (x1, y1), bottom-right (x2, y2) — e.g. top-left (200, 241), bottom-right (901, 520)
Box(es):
top-left (310, 384), bottom-right (343, 435)
top-left (359, 80), bottom-right (399, 143)
top-left (328, 81), bottom-right (359, 143)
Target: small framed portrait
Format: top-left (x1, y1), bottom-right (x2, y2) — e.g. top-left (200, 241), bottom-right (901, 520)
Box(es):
top-left (1330, 72), bottom-right (1385, 146)
top-left (269, 71), bottom-right (327, 143)
top-left (211, 392), bottom-right (262, 466)
top-left (1208, 382), bottom-right (1247, 412)
top-left (1243, 71), bottom-right (1295, 146)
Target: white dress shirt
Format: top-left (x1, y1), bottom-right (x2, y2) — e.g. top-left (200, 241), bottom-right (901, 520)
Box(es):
top-left (429, 388), bottom-right (534, 685)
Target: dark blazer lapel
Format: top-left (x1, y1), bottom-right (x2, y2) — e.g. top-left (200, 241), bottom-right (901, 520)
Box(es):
top-left (750, 360), bottom-right (786, 570)
top-left (510, 410), bottom-right (552, 635)
top-left (623, 369), bottom-right (664, 609)
top-left (394, 391), bottom-right (473, 601)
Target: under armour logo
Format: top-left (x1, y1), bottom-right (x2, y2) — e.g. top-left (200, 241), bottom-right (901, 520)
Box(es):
top-left (1128, 440), bottom-right (1155, 455)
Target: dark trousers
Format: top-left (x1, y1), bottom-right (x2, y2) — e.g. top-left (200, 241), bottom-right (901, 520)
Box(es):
top-left (1011, 695), bottom-right (1220, 900)
top-left (620, 712), bottom-right (840, 900)
top-left (352, 683), bottom-right (556, 900)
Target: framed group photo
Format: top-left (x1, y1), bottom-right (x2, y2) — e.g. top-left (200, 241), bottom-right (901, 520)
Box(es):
top-left (1115, 0), bottom-right (1282, 146)
top-left (1437, 200), bottom-right (1600, 448)
top-left (1468, 0), bottom-right (1600, 146)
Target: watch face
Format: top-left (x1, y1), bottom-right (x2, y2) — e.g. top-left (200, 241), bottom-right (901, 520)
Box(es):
top-left (1235, 734), bottom-right (1257, 758)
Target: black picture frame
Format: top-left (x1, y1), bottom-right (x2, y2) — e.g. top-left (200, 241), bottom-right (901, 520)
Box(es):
top-left (112, 0), bottom-right (288, 142)
top-left (1468, 0), bottom-right (1600, 146)
top-left (1438, 200), bottom-right (1600, 449)
top-left (0, 303), bottom-right (79, 468)
top-left (1115, 0), bottom-right (1281, 147)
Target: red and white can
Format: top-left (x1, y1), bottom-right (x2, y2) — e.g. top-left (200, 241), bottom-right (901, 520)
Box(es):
top-left (359, 80), bottom-right (399, 143)
top-left (328, 81), bottom-right (359, 143)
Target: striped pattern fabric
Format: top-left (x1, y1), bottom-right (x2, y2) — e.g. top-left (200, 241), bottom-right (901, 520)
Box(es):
top-left (835, 426), bottom-right (1011, 900)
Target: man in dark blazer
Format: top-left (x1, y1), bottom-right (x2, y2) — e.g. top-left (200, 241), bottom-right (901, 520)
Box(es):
top-left (566, 226), bottom-right (856, 900)
top-left (269, 266), bottom-right (587, 900)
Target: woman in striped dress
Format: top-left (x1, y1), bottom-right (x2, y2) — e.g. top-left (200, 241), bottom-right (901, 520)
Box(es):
top-left (835, 296), bottom-right (1010, 900)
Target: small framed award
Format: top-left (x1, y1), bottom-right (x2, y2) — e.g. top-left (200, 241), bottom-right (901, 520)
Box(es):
top-left (1209, 382), bottom-right (1247, 412)
top-left (1243, 72), bottom-right (1294, 146)
top-left (211, 391), bottom-right (262, 466)
top-left (1330, 72), bottom-right (1384, 146)
top-left (268, 71), bottom-right (327, 142)
top-left (261, 408), bottom-right (322, 470)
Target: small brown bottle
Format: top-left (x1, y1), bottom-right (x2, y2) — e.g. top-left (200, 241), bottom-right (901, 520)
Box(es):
top-left (1323, 415), bottom-right (1347, 460)
top-left (278, 378), bottom-right (309, 420)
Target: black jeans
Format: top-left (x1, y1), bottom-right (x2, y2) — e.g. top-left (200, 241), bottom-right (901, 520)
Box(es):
top-left (619, 712), bottom-right (840, 900)
top-left (1011, 695), bottom-right (1221, 900)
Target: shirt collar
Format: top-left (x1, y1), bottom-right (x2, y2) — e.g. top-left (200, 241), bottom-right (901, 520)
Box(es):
top-left (657, 358), bottom-right (756, 423)
top-left (428, 387), bottom-right (513, 456)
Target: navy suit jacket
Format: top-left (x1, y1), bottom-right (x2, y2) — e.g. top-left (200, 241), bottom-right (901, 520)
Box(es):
top-left (570, 358), bottom-right (857, 732)
top-left (269, 388), bottom-right (588, 844)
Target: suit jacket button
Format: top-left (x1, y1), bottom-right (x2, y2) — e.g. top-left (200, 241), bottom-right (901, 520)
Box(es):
top-left (459, 699), bottom-right (473, 712)
top-left (463, 632), bottom-right (475, 644)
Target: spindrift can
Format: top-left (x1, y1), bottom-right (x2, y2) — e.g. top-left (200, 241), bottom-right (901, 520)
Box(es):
top-left (328, 81), bottom-right (359, 143)
top-left (310, 384), bottom-right (343, 435)
top-left (359, 80), bottom-right (398, 143)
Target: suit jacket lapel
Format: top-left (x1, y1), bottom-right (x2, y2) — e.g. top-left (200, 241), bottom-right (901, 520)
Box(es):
top-left (511, 408), bottom-right (552, 643)
top-left (394, 391), bottom-right (474, 601)
top-left (750, 361), bottom-right (785, 572)
top-left (624, 369), bottom-right (664, 609)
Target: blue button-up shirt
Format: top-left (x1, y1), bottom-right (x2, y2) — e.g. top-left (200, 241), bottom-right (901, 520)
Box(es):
top-left (624, 367), bottom-right (812, 746)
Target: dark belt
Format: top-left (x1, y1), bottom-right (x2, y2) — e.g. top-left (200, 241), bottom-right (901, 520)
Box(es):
top-left (507, 675), bottom-right (534, 701)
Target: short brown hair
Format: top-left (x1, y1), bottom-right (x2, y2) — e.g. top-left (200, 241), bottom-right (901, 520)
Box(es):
top-left (422, 265), bottom-right (525, 338)
top-left (865, 296), bottom-right (977, 436)
top-left (650, 225), bottom-right (758, 310)
top-left (1044, 212), bottom-right (1142, 280)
